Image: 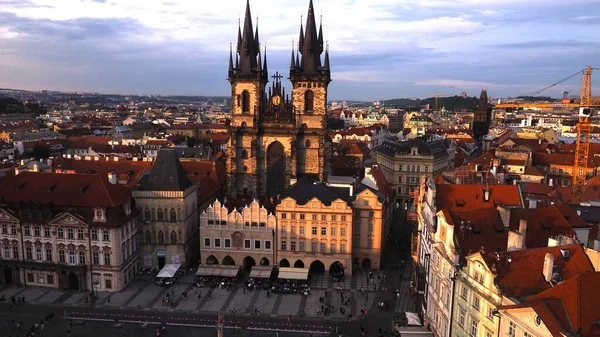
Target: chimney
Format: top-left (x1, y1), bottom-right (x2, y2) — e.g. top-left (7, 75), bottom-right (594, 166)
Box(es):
top-left (518, 219), bottom-right (527, 249)
top-left (529, 199), bottom-right (537, 209)
top-left (107, 171), bottom-right (117, 184)
top-left (47, 158), bottom-right (53, 167)
top-left (497, 206), bottom-right (511, 229)
top-left (32, 163), bottom-right (39, 172)
top-left (513, 180), bottom-right (517, 185)
top-left (576, 209), bottom-right (581, 216)
top-left (542, 253), bottom-right (554, 283)
top-left (484, 189), bottom-right (490, 202)
top-left (549, 178), bottom-right (553, 187)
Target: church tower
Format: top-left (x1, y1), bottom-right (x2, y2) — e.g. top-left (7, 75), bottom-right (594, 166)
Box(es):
top-left (290, 0), bottom-right (332, 181)
top-left (226, 0), bottom-right (331, 201)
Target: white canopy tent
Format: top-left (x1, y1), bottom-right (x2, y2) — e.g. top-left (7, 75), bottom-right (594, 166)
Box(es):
top-left (277, 267), bottom-right (309, 280)
top-left (249, 266), bottom-right (273, 279)
top-left (196, 265), bottom-right (239, 277)
top-left (156, 264), bottom-right (181, 278)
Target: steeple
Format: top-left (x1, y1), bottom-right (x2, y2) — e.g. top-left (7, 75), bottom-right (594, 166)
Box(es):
top-left (228, 42), bottom-right (234, 79)
top-left (263, 45), bottom-right (268, 74)
top-left (255, 17), bottom-right (260, 53)
top-left (300, 0), bottom-right (322, 74)
top-left (289, 41), bottom-right (296, 73)
top-left (237, 0), bottom-right (258, 75)
top-left (237, 18), bottom-right (242, 54)
top-left (298, 17), bottom-right (305, 53)
top-left (323, 42), bottom-right (330, 71)
top-left (318, 15), bottom-right (324, 54)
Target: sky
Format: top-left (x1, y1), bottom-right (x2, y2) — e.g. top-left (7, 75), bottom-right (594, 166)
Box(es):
top-left (0, 0), bottom-right (599, 101)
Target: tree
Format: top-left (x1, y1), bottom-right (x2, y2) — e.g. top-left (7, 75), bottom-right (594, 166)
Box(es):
top-left (32, 144), bottom-right (51, 159)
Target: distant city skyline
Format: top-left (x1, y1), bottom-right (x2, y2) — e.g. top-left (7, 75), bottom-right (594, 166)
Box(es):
top-left (0, 0), bottom-right (598, 100)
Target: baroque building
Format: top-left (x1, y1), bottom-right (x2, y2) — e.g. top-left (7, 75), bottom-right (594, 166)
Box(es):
top-left (226, 0), bottom-right (332, 200)
top-left (0, 171), bottom-right (139, 292)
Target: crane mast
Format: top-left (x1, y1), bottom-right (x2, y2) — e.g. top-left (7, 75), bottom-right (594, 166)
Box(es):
top-left (572, 66), bottom-right (593, 201)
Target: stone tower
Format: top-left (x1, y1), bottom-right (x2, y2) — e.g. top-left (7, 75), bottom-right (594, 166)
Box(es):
top-left (226, 0), bottom-right (331, 201)
top-left (472, 89), bottom-right (491, 141)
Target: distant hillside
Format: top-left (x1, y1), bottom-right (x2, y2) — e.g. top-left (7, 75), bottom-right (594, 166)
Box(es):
top-left (383, 96), bottom-right (478, 110)
top-left (0, 97), bottom-right (46, 115)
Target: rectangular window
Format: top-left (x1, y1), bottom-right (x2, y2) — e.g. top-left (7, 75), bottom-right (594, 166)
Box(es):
top-left (473, 296), bottom-right (480, 310)
top-left (102, 230), bottom-right (110, 241)
top-left (330, 243), bottom-right (336, 253)
top-left (458, 308), bottom-right (465, 327)
top-left (320, 242), bottom-right (326, 252)
top-left (77, 229), bottom-right (84, 240)
top-left (368, 223), bottom-right (374, 233)
top-left (204, 238), bottom-right (211, 247)
top-left (311, 242), bottom-right (317, 252)
top-left (299, 226), bottom-right (305, 235)
top-left (341, 215), bottom-right (346, 222)
top-left (312, 214), bottom-right (317, 221)
top-left (367, 238), bottom-right (373, 249)
top-left (91, 229), bottom-right (98, 241)
top-left (67, 228), bottom-right (74, 239)
top-left (47, 274), bottom-right (54, 285)
top-left (24, 225), bottom-right (31, 236)
top-left (291, 213), bottom-right (296, 220)
top-left (331, 215), bottom-right (337, 221)
top-left (12, 246), bottom-right (18, 259)
top-left (321, 227), bottom-right (326, 235)
top-left (299, 241), bottom-right (305, 251)
top-left (265, 240), bottom-right (271, 250)
top-left (57, 228), bottom-right (64, 238)
top-left (461, 286), bottom-right (468, 299)
top-left (470, 317), bottom-right (478, 337)
top-left (214, 238), bottom-right (221, 248)
top-left (281, 225), bottom-right (287, 234)
top-left (300, 214), bottom-right (305, 220)
top-left (92, 252), bottom-right (99, 265)
top-left (321, 214), bottom-right (326, 221)
top-left (26, 246), bottom-right (33, 260)
top-left (11, 225), bottom-right (17, 235)
top-left (79, 251), bottom-right (86, 264)
top-left (35, 247), bottom-right (42, 261)
top-left (224, 239), bottom-right (231, 248)
top-left (507, 321), bottom-right (516, 337)
top-left (331, 227), bottom-right (336, 236)
top-left (281, 240), bottom-right (287, 250)
top-left (254, 240), bottom-right (261, 249)
top-left (34, 225), bottom-right (41, 236)
top-left (3, 247), bottom-right (9, 259)
top-left (281, 213), bottom-right (287, 219)
top-left (44, 226), bottom-right (51, 237)
top-left (290, 241), bottom-right (296, 251)
top-left (105, 279), bottom-right (112, 289)
top-left (104, 253), bottom-right (111, 266)
top-left (312, 226), bottom-right (317, 235)
top-left (340, 243), bottom-right (346, 254)
top-left (68, 251), bottom-right (76, 265)
top-left (244, 239), bottom-right (251, 249)
top-left (291, 225), bottom-right (296, 235)
top-left (27, 273), bottom-right (34, 283)
top-left (59, 250), bottom-right (66, 263)
top-left (487, 307), bottom-right (495, 320)
top-left (340, 227), bottom-right (346, 237)
top-left (1, 223), bottom-right (6, 234)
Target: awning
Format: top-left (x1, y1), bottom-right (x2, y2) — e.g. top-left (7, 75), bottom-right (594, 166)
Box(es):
top-left (156, 264), bottom-right (181, 278)
top-left (249, 267), bottom-right (273, 279)
top-left (196, 265), bottom-right (239, 277)
top-left (277, 267), bottom-right (309, 280)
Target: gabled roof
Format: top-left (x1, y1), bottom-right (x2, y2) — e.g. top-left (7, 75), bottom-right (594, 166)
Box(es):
top-left (137, 149), bottom-right (192, 191)
top-left (509, 206), bottom-right (577, 248)
top-left (483, 244), bottom-right (594, 301)
top-left (436, 184), bottom-right (522, 212)
top-left (279, 178), bottom-right (352, 207)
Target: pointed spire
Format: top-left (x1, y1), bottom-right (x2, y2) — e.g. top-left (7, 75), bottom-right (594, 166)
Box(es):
top-left (255, 16), bottom-right (260, 51)
top-left (300, 0), bottom-right (322, 73)
top-left (238, 0), bottom-right (258, 75)
top-left (290, 40), bottom-right (296, 71)
top-left (263, 44), bottom-right (268, 74)
top-left (237, 17), bottom-right (242, 53)
top-left (318, 15), bottom-right (324, 54)
top-left (323, 42), bottom-right (330, 71)
top-left (298, 16), bottom-right (305, 53)
top-left (296, 50), bottom-right (300, 68)
top-left (228, 42), bottom-right (234, 77)
top-left (235, 52), bottom-right (239, 69)
top-left (257, 46), bottom-right (262, 72)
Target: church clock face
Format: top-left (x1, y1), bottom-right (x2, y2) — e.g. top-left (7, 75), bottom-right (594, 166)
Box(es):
top-left (272, 95), bottom-right (281, 105)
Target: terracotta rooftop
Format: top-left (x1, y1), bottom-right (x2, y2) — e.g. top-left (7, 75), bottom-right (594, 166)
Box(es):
top-left (482, 244), bottom-right (594, 301)
top-left (436, 184), bottom-right (522, 212)
top-left (509, 206), bottom-right (577, 248)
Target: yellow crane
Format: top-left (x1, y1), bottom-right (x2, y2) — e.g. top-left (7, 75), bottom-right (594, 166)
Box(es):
top-left (572, 66), bottom-right (595, 201)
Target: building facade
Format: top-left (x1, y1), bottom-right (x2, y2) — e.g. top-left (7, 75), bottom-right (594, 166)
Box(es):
top-left (372, 138), bottom-right (455, 210)
top-left (0, 171), bottom-right (139, 292)
top-left (199, 200), bottom-right (276, 268)
top-left (134, 149), bottom-right (199, 269)
top-left (226, 0), bottom-right (332, 200)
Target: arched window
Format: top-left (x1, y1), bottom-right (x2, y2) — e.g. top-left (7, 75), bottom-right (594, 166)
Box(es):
top-left (242, 90), bottom-right (250, 113)
top-left (241, 149), bottom-right (248, 159)
top-left (170, 231), bottom-right (177, 244)
top-left (144, 207), bottom-right (150, 220)
top-left (169, 208), bottom-right (176, 222)
top-left (157, 208), bottom-right (163, 221)
top-left (158, 231), bottom-right (164, 244)
top-left (304, 90), bottom-right (314, 114)
top-left (145, 231), bottom-right (151, 243)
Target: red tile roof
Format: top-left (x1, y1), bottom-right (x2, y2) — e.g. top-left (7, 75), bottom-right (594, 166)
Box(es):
top-left (525, 272), bottom-right (600, 337)
top-left (483, 244), bottom-right (594, 301)
top-left (368, 166), bottom-right (394, 198)
top-left (555, 204), bottom-right (591, 229)
top-left (509, 206), bottom-right (577, 248)
top-left (436, 184), bottom-right (522, 212)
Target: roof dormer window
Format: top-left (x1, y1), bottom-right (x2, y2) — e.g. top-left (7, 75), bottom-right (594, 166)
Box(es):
top-left (123, 201), bottom-right (131, 216)
top-left (94, 208), bottom-right (106, 222)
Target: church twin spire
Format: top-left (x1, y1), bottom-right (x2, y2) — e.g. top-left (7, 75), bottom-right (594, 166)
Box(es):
top-left (290, 0), bottom-right (330, 81)
top-left (228, 0), bottom-right (267, 82)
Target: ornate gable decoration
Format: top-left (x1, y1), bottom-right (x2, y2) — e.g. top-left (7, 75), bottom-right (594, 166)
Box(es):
top-left (49, 212), bottom-right (87, 227)
top-left (0, 208), bottom-right (19, 222)
top-left (93, 207), bottom-right (106, 222)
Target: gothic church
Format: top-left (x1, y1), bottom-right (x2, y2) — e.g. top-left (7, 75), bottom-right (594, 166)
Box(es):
top-left (226, 0), bottom-right (332, 200)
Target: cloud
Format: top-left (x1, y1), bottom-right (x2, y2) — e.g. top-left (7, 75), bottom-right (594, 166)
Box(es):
top-left (415, 79), bottom-right (493, 89)
top-left (0, 0), bottom-right (599, 99)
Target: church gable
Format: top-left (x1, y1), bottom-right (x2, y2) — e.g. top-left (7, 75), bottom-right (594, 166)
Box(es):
top-left (0, 208), bottom-right (19, 222)
top-left (49, 212), bottom-right (88, 227)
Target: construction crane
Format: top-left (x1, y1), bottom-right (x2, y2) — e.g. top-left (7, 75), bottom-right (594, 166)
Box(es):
top-left (572, 66), bottom-right (595, 201)
top-left (434, 92), bottom-right (453, 110)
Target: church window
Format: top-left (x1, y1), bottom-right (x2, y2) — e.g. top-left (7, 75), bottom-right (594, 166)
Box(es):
top-left (158, 231), bottom-right (164, 244)
top-left (144, 207), bottom-right (150, 220)
top-left (304, 90), bottom-right (314, 114)
top-left (170, 231), bottom-right (177, 244)
top-left (157, 208), bottom-right (163, 221)
top-left (169, 208), bottom-right (176, 222)
top-left (241, 149), bottom-right (248, 159)
top-left (242, 90), bottom-right (250, 113)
